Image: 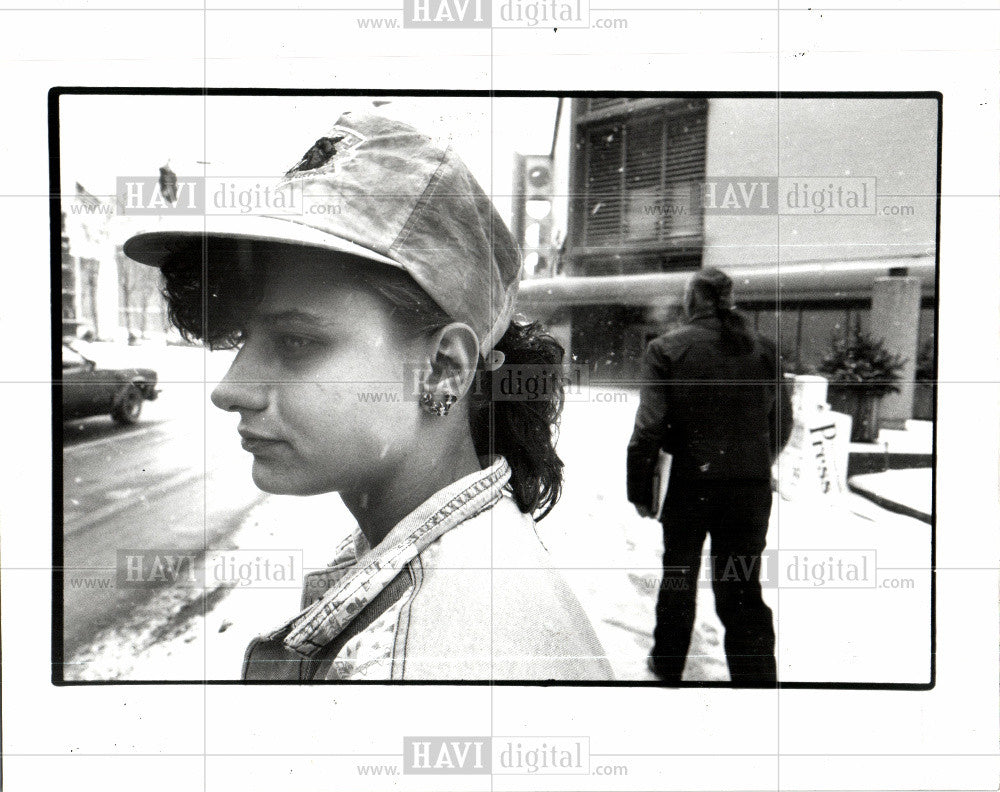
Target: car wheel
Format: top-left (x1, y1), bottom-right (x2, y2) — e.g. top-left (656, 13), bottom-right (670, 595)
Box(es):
top-left (111, 384), bottom-right (143, 425)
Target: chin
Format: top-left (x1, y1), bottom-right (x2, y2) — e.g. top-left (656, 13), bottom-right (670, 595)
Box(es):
top-left (251, 462), bottom-right (335, 496)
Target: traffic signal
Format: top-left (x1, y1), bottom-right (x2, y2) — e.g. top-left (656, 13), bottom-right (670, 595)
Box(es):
top-left (512, 154), bottom-right (555, 278)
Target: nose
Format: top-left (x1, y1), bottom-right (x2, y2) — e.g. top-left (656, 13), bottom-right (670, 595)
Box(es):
top-left (211, 345), bottom-right (269, 414)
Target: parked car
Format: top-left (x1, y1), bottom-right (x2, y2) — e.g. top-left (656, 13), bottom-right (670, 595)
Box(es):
top-left (61, 343), bottom-right (159, 424)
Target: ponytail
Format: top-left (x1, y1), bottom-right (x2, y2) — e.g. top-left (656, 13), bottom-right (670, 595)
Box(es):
top-left (468, 321), bottom-right (565, 520)
top-left (716, 305), bottom-right (754, 356)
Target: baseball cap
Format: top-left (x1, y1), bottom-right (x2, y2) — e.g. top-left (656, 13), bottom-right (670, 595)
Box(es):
top-left (123, 111), bottom-right (522, 369)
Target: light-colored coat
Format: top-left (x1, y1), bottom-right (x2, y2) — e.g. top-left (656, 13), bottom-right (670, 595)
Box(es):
top-left (242, 456), bottom-right (613, 681)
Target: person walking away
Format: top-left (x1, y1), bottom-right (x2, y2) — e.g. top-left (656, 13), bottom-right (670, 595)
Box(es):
top-left (627, 267), bottom-right (792, 684)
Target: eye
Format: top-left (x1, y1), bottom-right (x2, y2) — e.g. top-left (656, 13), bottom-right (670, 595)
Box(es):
top-left (278, 334), bottom-right (316, 353)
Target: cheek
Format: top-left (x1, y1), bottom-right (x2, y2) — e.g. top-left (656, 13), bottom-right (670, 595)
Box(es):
top-left (361, 401), bottom-right (419, 462)
top-left (300, 378), bottom-right (420, 460)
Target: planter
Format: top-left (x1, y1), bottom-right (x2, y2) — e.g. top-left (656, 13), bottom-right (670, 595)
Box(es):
top-left (913, 381), bottom-right (935, 421)
top-left (827, 384), bottom-right (883, 443)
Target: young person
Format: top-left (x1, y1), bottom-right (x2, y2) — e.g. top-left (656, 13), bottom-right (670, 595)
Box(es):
top-left (124, 110), bottom-right (612, 681)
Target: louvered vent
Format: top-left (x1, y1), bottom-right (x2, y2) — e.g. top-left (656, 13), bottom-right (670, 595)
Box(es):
top-left (581, 106), bottom-right (706, 249)
top-left (587, 97), bottom-right (629, 113)
top-left (583, 123), bottom-right (624, 245)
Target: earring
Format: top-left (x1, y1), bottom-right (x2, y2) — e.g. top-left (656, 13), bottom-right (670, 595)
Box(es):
top-left (420, 392), bottom-right (457, 417)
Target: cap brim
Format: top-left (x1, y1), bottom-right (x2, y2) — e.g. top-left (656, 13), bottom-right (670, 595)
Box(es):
top-left (123, 214), bottom-right (400, 270)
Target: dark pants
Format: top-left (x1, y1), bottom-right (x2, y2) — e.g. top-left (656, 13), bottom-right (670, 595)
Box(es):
top-left (650, 481), bottom-right (776, 685)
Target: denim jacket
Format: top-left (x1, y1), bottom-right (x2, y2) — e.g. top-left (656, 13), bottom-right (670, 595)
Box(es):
top-left (242, 456), bottom-right (613, 681)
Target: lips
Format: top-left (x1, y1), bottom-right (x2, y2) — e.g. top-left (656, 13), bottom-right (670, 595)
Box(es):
top-left (238, 428), bottom-right (286, 454)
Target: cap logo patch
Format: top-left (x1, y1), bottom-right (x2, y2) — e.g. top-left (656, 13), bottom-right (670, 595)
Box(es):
top-left (284, 126), bottom-right (367, 178)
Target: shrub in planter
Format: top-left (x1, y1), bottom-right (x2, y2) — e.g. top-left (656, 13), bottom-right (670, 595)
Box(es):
top-left (817, 319), bottom-right (905, 443)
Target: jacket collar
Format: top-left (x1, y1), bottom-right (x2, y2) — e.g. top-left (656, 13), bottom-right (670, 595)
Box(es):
top-left (281, 455), bottom-right (511, 657)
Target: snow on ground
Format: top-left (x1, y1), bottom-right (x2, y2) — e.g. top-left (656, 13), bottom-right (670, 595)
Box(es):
top-left (66, 492), bottom-right (350, 681)
top-left (539, 386), bottom-right (729, 682)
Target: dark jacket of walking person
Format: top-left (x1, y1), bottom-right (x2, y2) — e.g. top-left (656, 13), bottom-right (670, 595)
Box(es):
top-left (627, 267), bottom-right (793, 684)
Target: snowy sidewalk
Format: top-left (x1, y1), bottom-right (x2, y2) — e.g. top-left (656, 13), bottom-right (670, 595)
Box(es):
top-left (848, 468), bottom-right (933, 523)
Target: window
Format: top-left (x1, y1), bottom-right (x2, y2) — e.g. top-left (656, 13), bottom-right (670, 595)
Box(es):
top-left (580, 101), bottom-right (707, 250)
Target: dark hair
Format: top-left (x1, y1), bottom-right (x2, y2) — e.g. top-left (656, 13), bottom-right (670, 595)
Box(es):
top-left (467, 321), bottom-right (565, 520)
top-left (689, 267), bottom-right (754, 356)
top-left (159, 240), bottom-right (565, 520)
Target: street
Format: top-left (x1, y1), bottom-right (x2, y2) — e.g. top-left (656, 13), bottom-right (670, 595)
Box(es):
top-left (60, 345), bottom-right (265, 674)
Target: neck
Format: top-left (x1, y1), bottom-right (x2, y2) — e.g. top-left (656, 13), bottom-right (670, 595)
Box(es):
top-left (687, 304), bottom-right (717, 322)
top-left (340, 426), bottom-right (483, 548)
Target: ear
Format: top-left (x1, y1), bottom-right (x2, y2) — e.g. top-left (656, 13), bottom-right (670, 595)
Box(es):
top-left (422, 322), bottom-right (480, 402)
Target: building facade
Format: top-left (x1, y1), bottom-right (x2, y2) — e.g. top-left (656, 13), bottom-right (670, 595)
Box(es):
top-left (516, 96), bottom-right (938, 420)
top-left (62, 183), bottom-right (170, 343)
